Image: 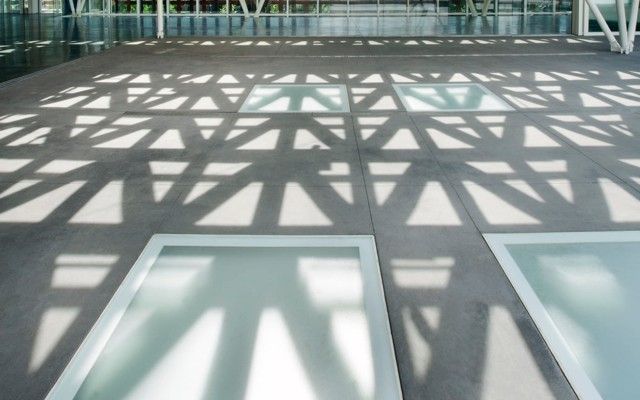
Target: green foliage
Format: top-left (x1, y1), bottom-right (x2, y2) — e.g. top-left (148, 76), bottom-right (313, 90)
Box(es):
top-left (527, 0), bottom-right (552, 12)
top-left (267, 2), bottom-right (281, 12)
top-left (447, 0), bottom-right (465, 12)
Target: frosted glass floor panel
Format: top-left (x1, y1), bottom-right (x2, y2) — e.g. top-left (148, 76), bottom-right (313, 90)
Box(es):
top-left (393, 83), bottom-right (514, 112)
top-left (240, 84), bottom-right (350, 113)
top-left (485, 231), bottom-right (640, 400)
top-left (46, 235), bottom-right (401, 400)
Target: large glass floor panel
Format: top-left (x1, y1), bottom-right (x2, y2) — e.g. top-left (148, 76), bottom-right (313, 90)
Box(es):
top-left (46, 235), bottom-right (401, 400)
top-left (393, 83), bottom-right (514, 112)
top-left (240, 84), bottom-right (350, 113)
top-left (485, 232), bottom-right (640, 400)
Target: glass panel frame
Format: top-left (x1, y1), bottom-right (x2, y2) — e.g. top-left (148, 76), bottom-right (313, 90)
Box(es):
top-left (393, 83), bottom-right (514, 112)
top-left (45, 234), bottom-right (402, 400)
top-left (485, 231), bottom-right (640, 400)
top-left (240, 84), bottom-right (351, 113)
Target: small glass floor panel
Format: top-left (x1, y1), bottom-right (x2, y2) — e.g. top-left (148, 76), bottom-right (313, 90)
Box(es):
top-left (485, 231), bottom-right (640, 400)
top-left (393, 83), bottom-right (514, 112)
top-left (240, 84), bottom-right (350, 113)
top-left (46, 235), bottom-right (401, 400)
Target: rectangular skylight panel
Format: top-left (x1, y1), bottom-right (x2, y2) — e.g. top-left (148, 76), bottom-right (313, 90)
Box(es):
top-left (46, 235), bottom-right (401, 400)
top-left (240, 84), bottom-right (350, 113)
top-left (485, 231), bottom-right (640, 400)
top-left (393, 83), bottom-right (514, 112)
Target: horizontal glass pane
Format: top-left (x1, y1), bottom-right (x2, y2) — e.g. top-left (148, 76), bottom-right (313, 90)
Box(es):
top-left (486, 232), bottom-right (640, 400)
top-left (241, 84), bottom-right (350, 113)
top-left (394, 83), bottom-right (514, 112)
top-left (46, 235), bottom-right (401, 400)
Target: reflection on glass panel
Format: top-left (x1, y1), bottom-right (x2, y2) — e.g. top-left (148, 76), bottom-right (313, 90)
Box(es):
top-left (497, 0), bottom-right (522, 13)
top-left (112, 0), bottom-right (137, 13)
top-left (589, 0), bottom-right (639, 31)
top-left (169, 15), bottom-right (200, 34)
top-left (349, 0), bottom-right (377, 14)
top-left (555, 0), bottom-right (571, 11)
top-left (409, 0), bottom-right (435, 13)
top-left (319, 0), bottom-right (348, 14)
top-left (41, 0), bottom-right (62, 12)
top-left (290, 0), bottom-right (318, 13)
top-left (527, 0), bottom-right (552, 12)
top-left (261, 0), bottom-right (286, 13)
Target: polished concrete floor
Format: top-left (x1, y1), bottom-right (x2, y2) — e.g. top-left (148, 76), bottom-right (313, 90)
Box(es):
top-left (0, 14), bottom-right (572, 82)
top-left (1, 36), bottom-right (639, 400)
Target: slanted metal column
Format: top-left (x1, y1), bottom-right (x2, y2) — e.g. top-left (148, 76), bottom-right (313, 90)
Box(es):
top-left (157, 0), bottom-right (165, 39)
top-left (481, 0), bottom-right (491, 16)
top-left (255, 0), bottom-right (266, 16)
top-left (466, 0), bottom-right (478, 16)
top-left (615, 0), bottom-right (629, 51)
top-left (239, 0), bottom-right (250, 16)
top-left (582, 0), bottom-right (637, 53)
top-left (583, 0), bottom-right (623, 52)
top-left (628, 0), bottom-right (639, 51)
top-left (67, 0), bottom-right (87, 15)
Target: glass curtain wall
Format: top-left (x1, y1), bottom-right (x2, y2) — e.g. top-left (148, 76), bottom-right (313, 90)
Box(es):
top-left (40, 0), bottom-right (62, 12)
top-left (588, 0), bottom-right (639, 32)
top-left (64, 0), bottom-right (572, 16)
top-left (0, 0), bottom-right (63, 13)
top-left (1, 0), bottom-right (25, 12)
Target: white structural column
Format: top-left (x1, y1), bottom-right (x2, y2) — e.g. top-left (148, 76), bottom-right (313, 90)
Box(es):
top-left (66, 0), bottom-right (88, 15)
top-left (629, 0), bottom-right (639, 50)
top-left (466, 0), bottom-right (479, 16)
top-left (157, 0), bottom-right (165, 39)
top-left (466, 0), bottom-right (491, 17)
top-left (254, 0), bottom-right (266, 16)
top-left (481, 0), bottom-right (492, 15)
top-left (584, 0), bottom-right (622, 51)
top-left (239, 0), bottom-right (250, 16)
top-left (583, 0), bottom-right (637, 53)
top-left (616, 0), bottom-right (629, 50)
